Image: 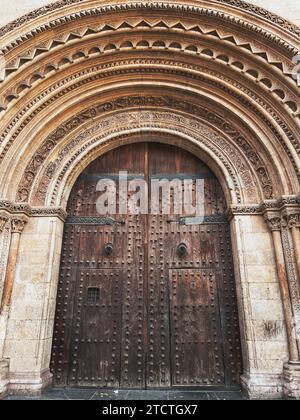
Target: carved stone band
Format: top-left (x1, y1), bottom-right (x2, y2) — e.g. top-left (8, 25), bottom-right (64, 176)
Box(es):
top-left (0, 201), bottom-right (67, 222)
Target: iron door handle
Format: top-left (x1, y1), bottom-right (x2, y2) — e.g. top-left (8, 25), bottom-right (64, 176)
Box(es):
top-left (177, 243), bottom-right (188, 257)
top-left (104, 243), bottom-right (114, 256)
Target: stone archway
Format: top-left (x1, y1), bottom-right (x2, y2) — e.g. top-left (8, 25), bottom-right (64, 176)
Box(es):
top-left (0, 0), bottom-right (299, 399)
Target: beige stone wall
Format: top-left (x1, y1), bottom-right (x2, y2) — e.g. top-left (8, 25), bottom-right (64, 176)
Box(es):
top-left (1, 217), bottom-right (64, 391)
top-left (0, 0), bottom-right (299, 400)
top-left (231, 215), bottom-right (289, 398)
top-left (0, 0), bottom-right (300, 27)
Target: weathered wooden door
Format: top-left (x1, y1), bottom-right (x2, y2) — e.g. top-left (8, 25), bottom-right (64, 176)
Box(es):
top-left (51, 142), bottom-right (242, 389)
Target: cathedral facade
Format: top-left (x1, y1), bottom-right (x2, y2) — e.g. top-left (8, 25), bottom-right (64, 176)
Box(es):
top-left (0, 0), bottom-right (299, 400)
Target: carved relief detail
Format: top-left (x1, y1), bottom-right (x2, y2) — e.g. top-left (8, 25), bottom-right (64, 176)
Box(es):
top-left (0, 61), bottom-right (298, 188)
top-left (0, 213), bottom-right (9, 233)
top-left (264, 215), bottom-right (282, 231)
top-left (0, 0), bottom-right (298, 52)
top-left (1, 29), bottom-right (298, 112)
top-left (287, 214), bottom-right (300, 229)
top-left (16, 96), bottom-right (272, 204)
top-left (0, 200), bottom-right (67, 221)
top-left (29, 110), bottom-right (261, 205)
top-left (11, 217), bottom-right (28, 234)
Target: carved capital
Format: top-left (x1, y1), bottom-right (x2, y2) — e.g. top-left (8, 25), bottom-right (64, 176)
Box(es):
top-left (264, 214), bottom-right (282, 231)
top-left (11, 216), bottom-right (28, 234)
top-left (287, 213), bottom-right (300, 229)
top-left (0, 213), bottom-right (9, 233)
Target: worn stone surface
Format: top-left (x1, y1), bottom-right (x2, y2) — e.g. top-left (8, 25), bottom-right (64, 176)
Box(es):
top-left (4, 388), bottom-right (247, 401)
top-left (0, 0), bottom-right (299, 401)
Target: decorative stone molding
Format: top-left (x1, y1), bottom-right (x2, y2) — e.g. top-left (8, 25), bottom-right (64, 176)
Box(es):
top-left (0, 201), bottom-right (67, 222)
top-left (30, 207), bottom-right (67, 222)
top-left (1, 40), bottom-right (297, 118)
top-left (227, 204), bottom-right (262, 219)
top-left (10, 217), bottom-right (28, 235)
top-left (264, 214), bottom-right (282, 231)
top-left (1, 70), bottom-right (298, 201)
top-left (0, 0), bottom-right (299, 400)
top-left (0, 0), bottom-right (299, 51)
top-left (0, 214), bottom-right (9, 234)
top-left (262, 196), bottom-right (300, 212)
top-left (46, 121), bottom-right (256, 207)
top-left (0, 18), bottom-right (298, 100)
top-left (15, 96), bottom-right (273, 204)
top-left (288, 214), bottom-right (300, 228)
top-left (0, 64), bottom-right (300, 197)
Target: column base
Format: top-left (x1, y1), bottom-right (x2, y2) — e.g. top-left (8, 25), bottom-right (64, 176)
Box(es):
top-left (0, 359), bottom-right (9, 399)
top-left (241, 373), bottom-right (283, 400)
top-left (283, 362), bottom-right (300, 400)
top-left (7, 369), bottom-right (53, 397)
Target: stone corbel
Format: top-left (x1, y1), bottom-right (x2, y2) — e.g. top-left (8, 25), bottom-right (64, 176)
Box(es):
top-left (264, 210), bottom-right (299, 363)
top-left (0, 215), bottom-right (28, 312)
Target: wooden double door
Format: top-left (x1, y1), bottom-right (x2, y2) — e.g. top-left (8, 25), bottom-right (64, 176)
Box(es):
top-left (51, 142), bottom-right (242, 389)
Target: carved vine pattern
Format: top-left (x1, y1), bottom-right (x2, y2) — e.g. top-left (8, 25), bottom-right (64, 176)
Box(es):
top-left (33, 112), bottom-right (258, 205)
top-left (52, 130), bottom-right (245, 207)
top-left (16, 96), bottom-right (272, 203)
top-left (0, 61), bottom-right (298, 186)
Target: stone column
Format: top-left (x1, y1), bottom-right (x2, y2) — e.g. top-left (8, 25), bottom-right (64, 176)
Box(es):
top-left (0, 212), bottom-right (9, 398)
top-left (0, 212), bottom-right (10, 300)
top-left (287, 213), bottom-right (300, 281)
top-left (0, 216), bottom-right (28, 312)
top-left (4, 215), bottom-right (65, 395)
top-left (265, 213), bottom-right (299, 363)
top-left (230, 210), bottom-right (288, 399)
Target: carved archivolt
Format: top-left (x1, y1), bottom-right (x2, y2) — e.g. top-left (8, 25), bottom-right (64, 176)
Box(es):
top-left (34, 111), bottom-right (259, 207)
top-left (1, 0), bottom-right (300, 42)
top-left (15, 97), bottom-right (272, 205)
top-left (1, 35), bottom-right (299, 117)
top-left (0, 0), bottom-right (298, 210)
top-left (0, 59), bottom-right (298, 197)
top-left (1, 61), bottom-right (299, 170)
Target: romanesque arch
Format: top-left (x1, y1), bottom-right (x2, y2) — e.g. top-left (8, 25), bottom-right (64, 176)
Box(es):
top-left (0, 1), bottom-right (299, 399)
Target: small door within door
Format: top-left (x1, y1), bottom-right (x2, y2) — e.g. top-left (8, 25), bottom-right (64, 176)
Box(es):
top-left (51, 142), bottom-right (242, 389)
